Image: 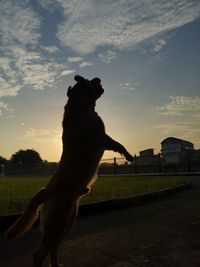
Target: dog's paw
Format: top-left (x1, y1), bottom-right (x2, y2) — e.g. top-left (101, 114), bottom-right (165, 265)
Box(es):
top-left (125, 153), bottom-right (134, 162)
top-left (49, 263), bottom-right (64, 267)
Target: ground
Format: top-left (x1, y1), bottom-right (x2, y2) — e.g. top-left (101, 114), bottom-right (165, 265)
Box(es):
top-left (0, 175), bottom-right (200, 267)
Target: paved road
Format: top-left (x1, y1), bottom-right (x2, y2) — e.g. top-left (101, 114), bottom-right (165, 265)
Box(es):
top-left (0, 176), bottom-right (200, 267)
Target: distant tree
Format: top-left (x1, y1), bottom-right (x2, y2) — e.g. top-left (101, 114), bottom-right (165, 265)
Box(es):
top-left (0, 156), bottom-right (7, 165)
top-left (10, 149), bottom-right (43, 164)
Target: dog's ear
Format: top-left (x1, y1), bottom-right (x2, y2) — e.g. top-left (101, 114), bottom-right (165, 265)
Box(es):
top-left (67, 86), bottom-right (72, 97)
top-left (74, 75), bottom-right (85, 83)
top-left (91, 77), bottom-right (101, 84)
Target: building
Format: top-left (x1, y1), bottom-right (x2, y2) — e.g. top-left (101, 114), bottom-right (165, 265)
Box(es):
top-left (161, 137), bottom-right (194, 163)
top-left (139, 148), bottom-right (154, 157)
top-left (137, 148), bottom-right (160, 165)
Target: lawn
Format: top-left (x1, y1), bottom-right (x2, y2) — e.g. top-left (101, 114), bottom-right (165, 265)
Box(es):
top-left (0, 175), bottom-right (187, 216)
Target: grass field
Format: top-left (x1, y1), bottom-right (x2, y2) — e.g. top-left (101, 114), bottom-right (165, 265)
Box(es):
top-left (0, 175), bottom-right (187, 216)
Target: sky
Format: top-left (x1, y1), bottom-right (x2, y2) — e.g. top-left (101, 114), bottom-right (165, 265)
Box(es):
top-left (0, 0), bottom-right (200, 162)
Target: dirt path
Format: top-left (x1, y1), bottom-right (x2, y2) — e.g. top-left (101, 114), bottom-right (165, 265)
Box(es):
top-left (0, 176), bottom-right (200, 266)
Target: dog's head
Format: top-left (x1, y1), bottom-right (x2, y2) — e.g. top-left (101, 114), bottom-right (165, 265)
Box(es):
top-left (67, 75), bottom-right (104, 108)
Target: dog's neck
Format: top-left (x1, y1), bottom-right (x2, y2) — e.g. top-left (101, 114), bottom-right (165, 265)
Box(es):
top-left (64, 101), bottom-right (96, 116)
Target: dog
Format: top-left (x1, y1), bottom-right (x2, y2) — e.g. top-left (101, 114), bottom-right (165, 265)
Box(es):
top-left (6, 75), bottom-right (134, 267)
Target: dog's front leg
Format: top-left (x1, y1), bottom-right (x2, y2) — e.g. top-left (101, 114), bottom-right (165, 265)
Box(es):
top-left (103, 134), bottom-right (134, 162)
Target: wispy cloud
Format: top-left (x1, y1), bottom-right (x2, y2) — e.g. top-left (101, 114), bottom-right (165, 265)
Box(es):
top-left (151, 39), bottom-right (167, 53)
top-left (23, 127), bottom-right (60, 142)
top-left (0, 1), bottom-right (40, 101)
top-left (99, 50), bottom-right (118, 63)
top-left (148, 51), bottom-right (168, 65)
top-left (0, 0), bottom-right (74, 108)
top-left (1, 0), bottom-right (200, 117)
top-left (1, 45), bottom-right (72, 92)
top-left (40, 45), bottom-right (59, 53)
top-left (57, 0), bottom-right (200, 54)
top-left (0, 0), bottom-right (41, 46)
top-left (0, 77), bottom-right (22, 98)
top-left (0, 0), bottom-right (41, 101)
top-left (79, 61), bottom-right (93, 68)
top-left (0, 101), bottom-right (13, 116)
top-left (147, 34), bottom-right (174, 64)
top-left (119, 80), bottom-right (137, 92)
top-left (155, 95), bottom-right (200, 147)
top-left (155, 96), bottom-right (200, 116)
top-left (67, 57), bottom-right (94, 68)
top-left (156, 122), bottom-right (194, 135)
top-left (67, 56), bottom-right (84, 63)
top-left (58, 69), bottom-right (75, 77)
top-left (155, 121), bottom-right (200, 146)
top-left (37, 0), bottom-right (58, 12)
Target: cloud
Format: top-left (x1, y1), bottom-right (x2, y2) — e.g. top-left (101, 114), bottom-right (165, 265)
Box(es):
top-left (155, 121), bottom-right (200, 146)
top-left (58, 69), bottom-right (75, 77)
top-left (67, 56), bottom-right (84, 63)
top-left (56, 0), bottom-right (200, 54)
top-left (23, 127), bottom-right (60, 142)
top-left (67, 57), bottom-right (94, 68)
top-left (1, 46), bottom-right (73, 92)
top-left (0, 51), bottom-right (22, 99)
top-left (0, 45), bottom-right (75, 100)
top-left (40, 45), bottom-right (59, 53)
top-left (147, 34), bottom-right (174, 64)
top-left (0, 0), bottom-right (74, 99)
top-left (1, 0), bottom-right (200, 116)
top-left (155, 96), bottom-right (200, 116)
top-left (0, 77), bottom-right (22, 98)
top-left (155, 122), bottom-right (193, 135)
top-left (11, 47), bottom-right (54, 90)
top-left (0, 1), bottom-right (41, 97)
top-left (79, 61), bottom-right (93, 68)
top-left (0, 101), bottom-right (13, 115)
top-left (151, 39), bottom-right (167, 53)
top-left (0, 0), bottom-right (41, 46)
top-left (148, 51), bottom-right (167, 65)
top-left (37, 0), bottom-right (58, 12)
top-left (118, 80), bottom-right (137, 91)
top-left (99, 50), bottom-right (118, 63)
top-left (0, 1), bottom-right (73, 116)
top-left (155, 95), bottom-right (200, 147)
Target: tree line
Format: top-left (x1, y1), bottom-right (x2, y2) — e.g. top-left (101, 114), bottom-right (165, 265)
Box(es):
top-left (0, 149), bottom-right (43, 165)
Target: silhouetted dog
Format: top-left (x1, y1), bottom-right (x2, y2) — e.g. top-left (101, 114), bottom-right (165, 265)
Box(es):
top-left (6, 75), bottom-right (133, 267)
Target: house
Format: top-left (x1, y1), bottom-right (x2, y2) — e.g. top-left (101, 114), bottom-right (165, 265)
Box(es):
top-left (161, 137), bottom-right (194, 163)
top-left (137, 148), bottom-right (160, 165)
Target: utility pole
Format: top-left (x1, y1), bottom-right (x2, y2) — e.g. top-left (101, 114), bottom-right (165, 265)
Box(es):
top-left (113, 157), bottom-right (117, 174)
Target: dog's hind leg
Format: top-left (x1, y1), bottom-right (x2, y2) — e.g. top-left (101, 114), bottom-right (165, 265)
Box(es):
top-left (33, 240), bottom-right (51, 267)
top-left (49, 201), bottom-right (80, 267)
top-left (49, 246), bottom-right (61, 267)
top-left (36, 192), bottom-right (81, 267)
top-left (50, 185), bottom-right (90, 267)
top-left (103, 134), bottom-right (134, 162)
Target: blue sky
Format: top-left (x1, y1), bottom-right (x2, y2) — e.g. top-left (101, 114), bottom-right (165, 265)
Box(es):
top-left (1, 0), bottom-right (200, 161)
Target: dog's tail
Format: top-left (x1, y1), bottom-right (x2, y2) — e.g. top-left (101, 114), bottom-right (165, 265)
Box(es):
top-left (6, 188), bottom-right (46, 241)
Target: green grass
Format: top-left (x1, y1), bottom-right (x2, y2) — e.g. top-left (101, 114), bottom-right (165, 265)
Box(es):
top-left (0, 175), bottom-right (187, 216)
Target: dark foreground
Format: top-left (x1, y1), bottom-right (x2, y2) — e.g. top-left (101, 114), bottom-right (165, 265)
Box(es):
top-left (0, 176), bottom-right (200, 267)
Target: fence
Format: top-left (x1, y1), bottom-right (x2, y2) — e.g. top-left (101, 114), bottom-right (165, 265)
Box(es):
top-left (99, 157), bottom-right (200, 174)
top-left (1, 156), bottom-right (200, 177)
top-left (0, 162), bottom-right (58, 177)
